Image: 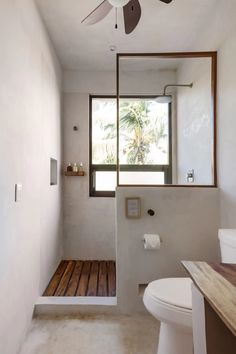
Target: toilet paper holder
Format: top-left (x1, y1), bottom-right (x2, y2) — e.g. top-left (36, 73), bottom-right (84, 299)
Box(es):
top-left (142, 237), bottom-right (163, 244)
top-left (143, 234), bottom-right (162, 250)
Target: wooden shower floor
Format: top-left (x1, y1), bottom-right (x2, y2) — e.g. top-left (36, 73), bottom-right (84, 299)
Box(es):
top-left (43, 260), bottom-right (116, 297)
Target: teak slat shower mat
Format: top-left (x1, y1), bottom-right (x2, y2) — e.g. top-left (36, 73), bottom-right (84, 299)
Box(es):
top-left (43, 260), bottom-right (116, 297)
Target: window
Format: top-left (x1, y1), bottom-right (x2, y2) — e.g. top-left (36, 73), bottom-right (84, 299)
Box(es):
top-left (89, 96), bottom-right (172, 197)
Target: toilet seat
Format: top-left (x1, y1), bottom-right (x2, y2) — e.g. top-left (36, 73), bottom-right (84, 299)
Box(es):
top-left (143, 277), bottom-right (192, 331)
top-left (147, 278), bottom-right (192, 309)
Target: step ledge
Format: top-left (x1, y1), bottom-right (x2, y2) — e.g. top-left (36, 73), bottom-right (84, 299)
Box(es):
top-left (36, 296), bottom-right (117, 306)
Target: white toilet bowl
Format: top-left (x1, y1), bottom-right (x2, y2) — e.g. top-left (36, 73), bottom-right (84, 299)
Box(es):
top-left (143, 230), bottom-right (236, 354)
top-left (143, 277), bottom-right (193, 354)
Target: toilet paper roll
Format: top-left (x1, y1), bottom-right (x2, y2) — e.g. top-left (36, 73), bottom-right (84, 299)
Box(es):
top-left (143, 234), bottom-right (161, 250)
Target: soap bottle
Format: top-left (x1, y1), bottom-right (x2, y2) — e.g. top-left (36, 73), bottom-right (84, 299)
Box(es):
top-left (73, 163), bottom-right (78, 172)
top-left (67, 163), bottom-right (73, 172)
top-left (79, 162), bottom-right (84, 172)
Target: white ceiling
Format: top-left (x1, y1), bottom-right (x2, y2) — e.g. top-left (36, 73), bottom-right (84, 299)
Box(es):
top-left (36, 0), bottom-right (220, 71)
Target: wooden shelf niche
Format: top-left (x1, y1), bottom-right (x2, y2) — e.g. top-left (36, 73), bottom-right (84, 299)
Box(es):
top-left (65, 171), bottom-right (85, 177)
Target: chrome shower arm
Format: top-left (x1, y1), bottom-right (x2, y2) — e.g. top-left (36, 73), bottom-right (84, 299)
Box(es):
top-left (163, 83), bottom-right (193, 96)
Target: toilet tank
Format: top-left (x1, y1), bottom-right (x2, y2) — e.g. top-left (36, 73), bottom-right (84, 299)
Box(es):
top-left (218, 229), bottom-right (236, 263)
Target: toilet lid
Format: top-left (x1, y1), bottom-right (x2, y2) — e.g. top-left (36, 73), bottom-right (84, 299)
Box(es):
top-left (147, 277), bottom-right (192, 310)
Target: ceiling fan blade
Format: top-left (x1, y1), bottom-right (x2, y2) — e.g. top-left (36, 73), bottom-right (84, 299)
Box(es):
top-left (81, 1), bottom-right (113, 25)
top-left (159, 0), bottom-right (173, 4)
top-left (123, 0), bottom-right (141, 34)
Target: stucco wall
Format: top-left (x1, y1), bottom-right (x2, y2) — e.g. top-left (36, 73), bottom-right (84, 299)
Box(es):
top-left (62, 71), bottom-right (117, 260)
top-left (191, 0), bottom-right (236, 227)
top-left (0, 1), bottom-right (62, 353)
top-left (116, 187), bottom-right (220, 313)
top-left (176, 58), bottom-right (213, 185)
top-left (218, 34), bottom-right (236, 226)
top-left (62, 70), bottom-right (176, 260)
top-left (63, 93), bottom-right (116, 259)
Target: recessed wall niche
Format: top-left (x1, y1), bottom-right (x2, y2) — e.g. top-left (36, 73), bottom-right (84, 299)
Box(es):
top-left (50, 158), bottom-right (58, 186)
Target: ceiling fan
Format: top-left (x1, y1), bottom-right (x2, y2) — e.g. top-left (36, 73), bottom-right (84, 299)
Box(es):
top-left (81, 0), bottom-right (173, 35)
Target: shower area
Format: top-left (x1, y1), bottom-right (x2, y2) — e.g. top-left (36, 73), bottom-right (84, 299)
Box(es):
top-left (40, 51), bottom-right (216, 313)
top-left (43, 261), bottom-right (116, 297)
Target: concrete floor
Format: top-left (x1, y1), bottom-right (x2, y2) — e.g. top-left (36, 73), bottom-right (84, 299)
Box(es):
top-left (19, 315), bottom-right (159, 354)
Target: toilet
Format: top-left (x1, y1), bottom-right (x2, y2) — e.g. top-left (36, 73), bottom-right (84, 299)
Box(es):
top-left (143, 229), bottom-right (236, 354)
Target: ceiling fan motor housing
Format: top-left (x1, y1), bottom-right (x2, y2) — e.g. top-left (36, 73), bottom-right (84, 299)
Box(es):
top-left (108, 0), bottom-right (130, 7)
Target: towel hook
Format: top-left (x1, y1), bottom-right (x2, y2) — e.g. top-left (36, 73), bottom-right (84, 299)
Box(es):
top-left (147, 209), bottom-right (155, 216)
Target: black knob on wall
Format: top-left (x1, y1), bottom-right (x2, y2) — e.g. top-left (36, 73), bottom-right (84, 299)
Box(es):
top-left (147, 209), bottom-right (155, 216)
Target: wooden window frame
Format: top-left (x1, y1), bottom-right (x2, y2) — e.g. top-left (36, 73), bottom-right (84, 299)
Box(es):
top-left (116, 51), bottom-right (218, 189)
top-left (89, 95), bottom-right (172, 197)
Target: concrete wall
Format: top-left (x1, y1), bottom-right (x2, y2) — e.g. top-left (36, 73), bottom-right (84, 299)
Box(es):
top-left (63, 71), bottom-right (116, 260)
top-left (116, 187), bottom-right (220, 313)
top-left (218, 34), bottom-right (236, 226)
top-left (63, 93), bottom-right (116, 259)
top-left (62, 70), bottom-right (176, 260)
top-left (63, 69), bottom-right (176, 95)
top-left (176, 58), bottom-right (213, 185)
top-left (0, 1), bottom-right (62, 353)
top-left (191, 0), bottom-right (236, 226)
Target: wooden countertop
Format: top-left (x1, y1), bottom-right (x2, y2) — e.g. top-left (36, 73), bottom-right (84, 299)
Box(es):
top-left (182, 261), bottom-right (236, 336)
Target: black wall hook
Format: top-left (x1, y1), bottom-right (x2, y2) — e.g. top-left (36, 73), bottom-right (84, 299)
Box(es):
top-left (147, 209), bottom-right (155, 216)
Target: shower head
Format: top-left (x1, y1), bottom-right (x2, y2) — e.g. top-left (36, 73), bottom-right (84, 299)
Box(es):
top-left (155, 83), bottom-right (193, 104)
top-left (155, 95), bottom-right (172, 104)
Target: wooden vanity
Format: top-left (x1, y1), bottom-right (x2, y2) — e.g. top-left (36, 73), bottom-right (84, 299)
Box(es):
top-left (182, 261), bottom-right (236, 354)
